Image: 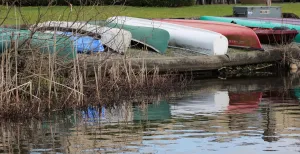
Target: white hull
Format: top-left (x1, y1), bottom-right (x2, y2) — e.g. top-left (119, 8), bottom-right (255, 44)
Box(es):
top-left (107, 16), bottom-right (228, 55)
top-left (31, 21), bottom-right (132, 53)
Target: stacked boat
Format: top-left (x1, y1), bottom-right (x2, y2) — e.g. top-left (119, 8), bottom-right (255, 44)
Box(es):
top-left (199, 16), bottom-right (300, 45)
top-left (13, 13), bottom-right (300, 59)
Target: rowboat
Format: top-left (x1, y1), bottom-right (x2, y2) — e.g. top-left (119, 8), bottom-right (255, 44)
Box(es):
top-left (155, 19), bottom-right (263, 50)
top-left (89, 20), bottom-right (170, 54)
top-left (253, 28), bottom-right (298, 44)
top-left (107, 16), bottom-right (229, 56)
top-left (199, 16), bottom-right (300, 43)
top-left (44, 31), bottom-right (105, 53)
top-left (31, 21), bottom-right (132, 53)
top-left (0, 28), bottom-right (76, 60)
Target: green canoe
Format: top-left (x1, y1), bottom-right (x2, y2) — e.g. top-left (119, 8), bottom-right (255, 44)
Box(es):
top-left (199, 16), bottom-right (300, 43)
top-left (88, 21), bottom-right (170, 54)
top-left (0, 28), bottom-right (76, 60)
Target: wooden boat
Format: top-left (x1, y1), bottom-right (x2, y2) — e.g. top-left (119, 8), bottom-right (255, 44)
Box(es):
top-left (31, 21), bottom-right (132, 53)
top-left (199, 16), bottom-right (300, 43)
top-left (107, 16), bottom-right (229, 56)
top-left (155, 19), bottom-right (263, 50)
top-left (253, 28), bottom-right (298, 44)
top-left (89, 20), bottom-right (170, 54)
top-left (0, 28), bottom-right (76, 60)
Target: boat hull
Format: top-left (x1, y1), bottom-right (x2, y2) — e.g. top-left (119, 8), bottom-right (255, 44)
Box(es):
top-left (31, 21), bottom-right (132, 53)
top-left (0, 28), bottom-right (76, 60)
top-left (199, 16), bottom-right (300, 43)
top-left (253, 28), bottom-right (298, 44)
top-left (107, 16), bottom-right (228, 56)
top-left (155, 19), bottom-right (263, 50)
top-left (88, 20), bottom-right (170, 54)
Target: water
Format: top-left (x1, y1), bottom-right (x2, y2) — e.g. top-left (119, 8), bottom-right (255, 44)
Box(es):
top-left (2, 75), bottom-right (300, 154)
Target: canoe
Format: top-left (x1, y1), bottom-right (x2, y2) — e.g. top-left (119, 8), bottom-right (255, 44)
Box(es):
top-left (44, 31), bottom-right (105, 53)
top-left (31, 21), bottom-right (132, 53)
top-left (199, 16), bottom-right (300, 43)
top-left (88, 20), bottom-right (170, 54)
top-left (0, 28), bottom-right (76, 60)
top-left (234, 17), bottom-right (300, 26)
top-left (107, 16), bottom-right (229, 56)
top-left (155, 19), bottom-right (263, 50)
top-left (253, 28), bottom-right (298, 44)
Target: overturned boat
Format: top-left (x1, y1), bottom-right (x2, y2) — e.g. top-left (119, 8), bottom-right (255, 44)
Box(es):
top-left (199, 16), bottom-right (300, 43)
top-left (31, 21), bottom-right (132, 53)
top-left (89, 20), bottom-right (170, 54)
top-left (107, 16), bottom-right (228, 56)
top-left (0, 28), bottom-right (76, 60)
top-left (252, 28), bottom-right (298, 44)
top-left (155, 19), bottom-right (263, 50)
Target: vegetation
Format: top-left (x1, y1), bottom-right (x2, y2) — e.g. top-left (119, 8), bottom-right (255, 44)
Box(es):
top-left (0, 2), bottom-right (188, 119)
top-left (127, 0), bottom-right (194, 7)
top-left (1, 3), bottom-right (300, 25)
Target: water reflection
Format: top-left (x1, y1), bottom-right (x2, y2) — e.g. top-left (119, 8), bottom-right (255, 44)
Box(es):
top-left (2, 76), bottom-right (300, 153)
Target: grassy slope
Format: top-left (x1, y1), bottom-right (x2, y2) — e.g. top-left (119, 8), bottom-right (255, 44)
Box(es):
top-left (0, 3), bottom-right (300, 25)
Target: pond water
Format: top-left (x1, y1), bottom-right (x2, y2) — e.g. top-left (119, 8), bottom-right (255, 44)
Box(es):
top-left (2, 75), bottom-right (300, 154)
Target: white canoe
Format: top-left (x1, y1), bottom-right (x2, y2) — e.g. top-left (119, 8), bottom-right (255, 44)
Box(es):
top-left (31, 21), bottom-right (132, 53)
top-left (107, 16), bottom-right (229, 55)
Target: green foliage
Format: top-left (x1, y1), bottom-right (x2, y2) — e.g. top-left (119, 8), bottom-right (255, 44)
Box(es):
top-left (1, 0), bottom-right (105, 6)
top-left (127, 0), bottom-right (195, 7)
top-left (1, 0), bottom-right (194, 6)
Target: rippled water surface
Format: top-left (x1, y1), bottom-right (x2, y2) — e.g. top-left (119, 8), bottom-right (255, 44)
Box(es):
top-left (2, 76), bottom-right (300, 153)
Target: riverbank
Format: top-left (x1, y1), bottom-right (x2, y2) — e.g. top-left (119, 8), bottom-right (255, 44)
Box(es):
top-left (80, 44), bottom-right (300, 78)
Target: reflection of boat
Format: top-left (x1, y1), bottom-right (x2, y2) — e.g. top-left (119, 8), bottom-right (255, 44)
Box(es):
top-left (133, 101), bottom-right (171, 121)
top-left (171, 91), bottom-right (230, 116)
top-left (294, 87), bottom-right (300, 100)
top-left (227, 91), bottom-right (262, 113)
top-left (80, 104), bottom-right (133, 124)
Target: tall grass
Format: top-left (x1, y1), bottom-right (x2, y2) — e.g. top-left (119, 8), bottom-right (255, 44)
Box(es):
top-left (1, 3), bottom-right (300, 25)
top-left (0, 2), bottom-right (186, 119)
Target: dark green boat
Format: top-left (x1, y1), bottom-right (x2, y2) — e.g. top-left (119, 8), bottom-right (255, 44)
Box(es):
top-left (0, 28), bottom-right (76, 60)
top-left (88, 21), bottom-right (170, 54)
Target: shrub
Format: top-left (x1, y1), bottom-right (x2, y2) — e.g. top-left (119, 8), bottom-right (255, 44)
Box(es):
top-left (127, 0), bottom-right (195, 7)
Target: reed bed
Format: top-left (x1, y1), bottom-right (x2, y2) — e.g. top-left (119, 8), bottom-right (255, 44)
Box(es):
top-left (0, 34), bottom-right (185, 119)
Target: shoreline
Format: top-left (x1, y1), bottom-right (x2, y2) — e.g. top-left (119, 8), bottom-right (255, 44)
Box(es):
top-left (81, 44), bottom-right (300, 76)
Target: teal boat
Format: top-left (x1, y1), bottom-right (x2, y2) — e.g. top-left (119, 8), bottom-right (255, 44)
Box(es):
top-left (0, 28), bottom-right (76, 60)
top-left (199, 16), bottom-right (300, 43)
top-left (88, 21), bottom-right (170, 54)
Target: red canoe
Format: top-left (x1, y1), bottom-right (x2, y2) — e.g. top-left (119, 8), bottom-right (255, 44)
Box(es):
top-left (253, 28), bottom-right (298, 44)
top-left (155, 19), bottom-right (263, 50)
